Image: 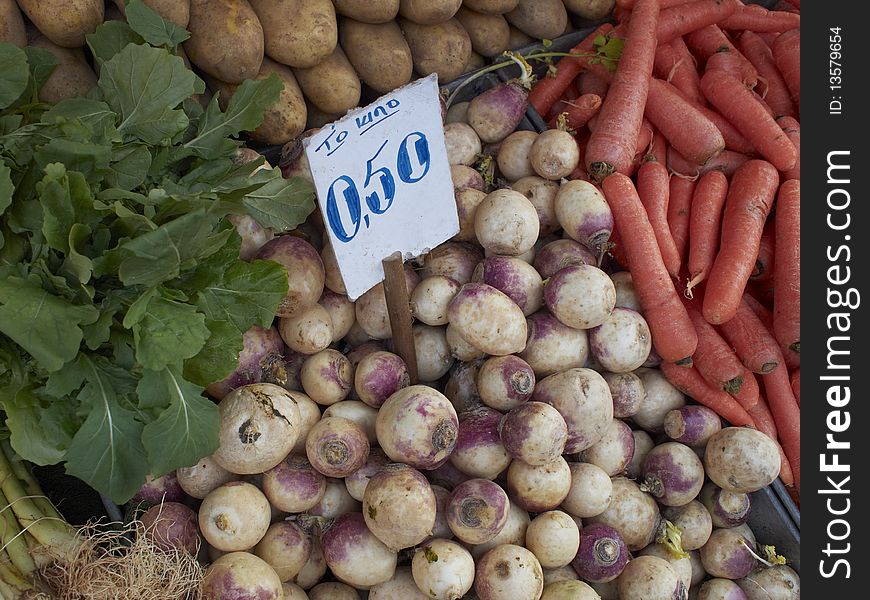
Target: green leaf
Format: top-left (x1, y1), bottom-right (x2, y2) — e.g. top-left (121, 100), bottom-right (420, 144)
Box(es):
top-left (122, 286), bottom-right (158, 328)
top-left (139, 365), bottom-right (219, 475)
top-left (62, 223), bottom-right (94, 284)
top-left (41, 98), bottom-right (119, 142)
top-left (242, 174), bottom-right (317, 232)
top-left (82, 296), bottom-right (123, 351)
top-left (0, 161), bottom-right (12, 216)
top-left (106, 144), bottom-right (152, 189)
top-left (35, 138), bottom-right (112, 182)
top-left (183, 319), bottom-right (244, 387)
top-left (183, 75), bottom-right (283, 160)
top-left (64, 355), bottom-right (149, 504)
top-left (196, 259), bottom-right (288, 332)
top-left (23, 46), bottom-right (59, 93)
top-left (125, 0), bottom-right (191, 48)
top-left (38, 163), bottom-right (99, 253)
top-left (0, 277), bottom-right (98, 371)
top-left (86, 20), bottom-right (144, 65)
top-left (593, 34), bottom-right (624, 72)
top-left (98, 44), bottom-right (197, 145)
top-left (3, 384), bottom-right (78, 466)
top-left (0, 43), bottom-right (28, 109)
top-left (132, 296), bottom-right (210, 371)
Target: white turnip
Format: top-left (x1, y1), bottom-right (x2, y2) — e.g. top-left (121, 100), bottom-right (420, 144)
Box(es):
top-left (446, 323), bottom-right (488, 361)
top-left (202, 552), bottom-right (283, 600)
top-left (525, 510), bottom-right (580, 569)
top-left (579, 418), bottom-right (635, 477)
top-left (446, 101), bottom-right (471, 125)
top-left (639, 543), bottom-right (693, 593)
top-left (476, 355), bottom-right (535, 411)
top-left (641, 441), bottom-right (706, 507)
top-left (262, 455), bottom-right (326, 513)
top-left (319, 290), bottom-right (355, 342)
top-left (308, 582), bottom-right (360, 600)
top-left (470, 501), bottom-right (531, 560)
top-left (571, 522), bottom-right (630, 583)
top-left (533, 239), bottom-right (597, 279)
top-left (279, 304), bottom-right (334, 355)
top-left (700, 527), bottom-right (757, 580)
top-left (213, 383), bottom-right (301, 475)
top-left (532, 367), bottom-right (613, 453)
top-left (704, 428), bottom-right (781, 493)
top-left (308, 478), bottom-right (361, 519)
top-left (449, 407), bottom-right (512, 480)
top-left (306, 416), bottom-right (370, 478)
top-left (301, 349), bottom-right (353, 406)
top-left (448, 283), bottom-right (528, 355)
top-left (177, 455), bottom-right (236, 500)
top-left (586, 477), bottom-right (661, 551)
top-left (321, 512), bottom-right (397, 588)
top-left (322, 401), bottom-right (378, 444)
top-left (321, 240), bottom-right (347, 296)
top-left (255, 521), bottom-right (312, 581)
top-left (506, 455), bottom-right (572, 513)
top-left (589, 308), bottom-right (652, 373)
top-left (543, 565), bottom-right (580, 586)
top-left (610, 271), bottom-right (642, 312)
top-left (473, 189), bottom-right (540, 256)
top-left (530, 129), bottom-right (580, 180)
top-left (344, 448), bottom-right (389, 501)
top-left (474, 544), bottom-right (544, 600)
top-left (451, 163), bottom-right (485, 191)
top-left (561, 462), bottom-right (612, 519)
top-left (293, 536), bottom-right (327, 589)
top-left (412, 538), bottom-right (476, 600)
top-left (363, 463), bottom-right (437, 551)
top-left (633, 368), bottom-right (686, 433)
top-left (603, 371), bottom-right (645, 419)
top-left (355, 265), bottom-right (420, 339)
top-left (199, 482), bottom-right (272, 552)
top-left (413, 324), bottom-right (455, 381)
top-left (617, 555), bottom-right (687, 600)
top-left (354, 351), bottom-right (410, 409)
top-left (497, 130), bottom-right (538, 181)
top-left (513, 176), bottom-right (560, 236)
top-left (256, 235), bottom-right (325, 318)
top-left (444, 122), bottom-right (483, 166)
top-left (282, 582), bottom-right (310, 600)
top-left (411, 276), bottom-right (462, 326)
top-left (554, 179), bottom-right (613, 252)
top-left (662, 500), bottom-right (714, 551)
top-left (519, 311), bottom-right (589, 377)
top-left (369, 567), bottom-right (429, 600)
top-left (446, 478), bottom-right (510, 545)
top-left (499, 401), bottom-right (567, 466)
top-left (545, 264), bottom-right (616, 330)
top-left (541, 580), bottom-right (603, 600)
top-left (290, 390), bottom-right (322, 455)
top-left (455, 187), bottom-right (488, 243)
top-left (737, 565), bottom-right (799, 600)
top-left (421, 242), bottom-right (483, 284)
top-left (376, 385), bottom-right (459, 470)
top-left (699, 578), bottom-right (750, 600)
top-left (429, 484), bottom-right (454, 541)
top-left (626, 429), bottom-right (656, 479)
top-left (472, 256), bottom-right (544, 316)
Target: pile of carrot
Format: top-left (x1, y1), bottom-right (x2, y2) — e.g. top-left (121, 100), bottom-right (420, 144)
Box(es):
top-left (530, 0), bottom-right (800, 501)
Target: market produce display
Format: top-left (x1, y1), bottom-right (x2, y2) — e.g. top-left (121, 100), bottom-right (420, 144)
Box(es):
top-left (0, 0), bottom-right (800, 598)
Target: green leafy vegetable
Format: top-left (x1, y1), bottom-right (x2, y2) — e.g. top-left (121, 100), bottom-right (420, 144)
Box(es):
top-left (593, 34), bottom-right (625, 72)
top-left (0, 12), bottom-right (315, 504)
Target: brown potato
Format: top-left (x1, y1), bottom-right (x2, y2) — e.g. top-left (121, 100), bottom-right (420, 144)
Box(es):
top-left (17, 0), bottom-right (103, 48)
top-left (306, 102), bottom-right (344, 130)
top-left (505, 0), bottom-right (568, 41)
top-left (339, 19), bottom-right (413, 94)
top-left (563, 0), bottom-right (616, 21)
top-left (399, 18), bottom-right (472, 84)
top-left (293, 47), bottom-right (361, 115)
top-left (462, 0), bottom-right (520, 14)
top-left (455, 6), bottom-right (510, 58)
top-left (507, 25), bottom-right (535, 49)
top-left (0, 0), bottom-right (25, 47)
top-left (333, 0), bottom-right (399, 24)
top-left (249, 0), bottom-right (337, 69)
top-left (185, 0), bottom-right (264, 84)
top-left (113, 0), bottom-right (190, 27)
top-left (29, 35), bottom-right (97, 104)
top-left (465, 51), bottom-right (486, 72)
top-left (398, 0), bottom-right (462, 25)
top-left (209, 57), bottom-right (307, 146)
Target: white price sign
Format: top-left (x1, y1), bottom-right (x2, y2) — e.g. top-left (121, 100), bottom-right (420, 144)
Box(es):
top-left (304, 74), bottom-right (459, 300)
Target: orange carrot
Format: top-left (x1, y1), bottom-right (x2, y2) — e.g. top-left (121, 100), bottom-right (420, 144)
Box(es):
top-left (686, 169), bottom-right (728, 294)
top-left (696, 103), bottom-right (757, 155)
top-left (761, 362), bottom-right (801, 493)
top-left (548, 94), bottom-right (603, 131)
top-left (684, 299), bottom-right (759, 409)
top-left (748, 390), bottom-right (795, 489)
top-left (686, 24), bottom-right (758, 87)
top-left (719, 296), bottom-right (782, 374)
top-left (772, 28), bottom-right (800, 108)
top-left (668, 147), bottom-right (750, 178)
top-left (743, 291), bottom-right (773, 328)
top-left (618, 0), bottom-right (693, 9)
top-left (661, 362), bottom-right (755, 427)
top-left (751, 219), bottom-right (775, 282)
top-left (777, 116), bottom-right (800, 180)
top-left (528, 23), bottom-right (614, 117)
top-left (649, 127), bottom-right (668, 165)
top-left (602, 172), bottom-right (698, 363)
top-left (700, 69), bottom-right (797, 172)
top-left (719, 3), bottom-right (800, 32)
top-left (645, 77), bottom-right (725, 166)
top-left (656, 0), bottom-right (740, 44)
top-left (576, 70), bottom-right (610, 98)
top-left (738, 30), bottom-right (797, 119)
top-left (585, 0), bottom-right (660, 181)
top-left (654, 40), bottom-right (704, 105)
top-left (773, 179), bottom-right (800, 357)
top-left (605, 224), bottom-right (630, 269)
top-left (705, 50), bottom-right (755, 86)
top-left (638, 160), bottom-right (682, 280)
top-left (790, 368), bottom-right (800, 407)
top-left (667, 175), bottom-right (695, 267)
top-left (703, 160), bottom-right (779, 324)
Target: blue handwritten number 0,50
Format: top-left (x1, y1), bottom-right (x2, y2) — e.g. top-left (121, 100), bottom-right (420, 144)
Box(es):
top-left (326, 132), bottom-right (430, 243)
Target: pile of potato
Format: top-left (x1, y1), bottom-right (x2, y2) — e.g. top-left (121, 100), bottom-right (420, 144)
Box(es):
top-left (0, 0), bottom-right (616, 148)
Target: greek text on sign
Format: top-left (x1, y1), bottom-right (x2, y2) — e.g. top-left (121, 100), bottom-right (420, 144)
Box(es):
top-left (304, 74), bottom-right (459, 300)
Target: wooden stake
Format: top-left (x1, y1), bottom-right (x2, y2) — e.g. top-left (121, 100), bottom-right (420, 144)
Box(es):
top-left (382, 253), bottom-right (418, 384)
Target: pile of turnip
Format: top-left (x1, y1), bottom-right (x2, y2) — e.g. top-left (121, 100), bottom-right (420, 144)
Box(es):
top-left (123, 73), bottom-right (798, 600)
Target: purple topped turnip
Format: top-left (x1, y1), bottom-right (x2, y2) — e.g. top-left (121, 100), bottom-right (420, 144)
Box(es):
top-left (513, 176), bottom-right (560, 237)
top-left (530, 129), bottom-right (580, 180)
top-left (603, 371), bottom-right (645, 419)
top-left (641, 442), bottom-right (706, 507)
top-left (476, 355), bottom-right (535, 411)
top-left (474, 544), bottom-right (544, 600)
top-left (472, 256), bottom-right (544, 316)
top-left (611, 271), bottom-right (642, 312)
top-left (467, 80), bottom-right (529, 143)
top-left (354, 351), bottom-right (410, 409)
top-left (700, 527), bottom-right (758, 580)
top-left (664, 405), bottom-right (723, 447)
top-left (626, 429), bottom-right (656, 479)
top-left (293, 535), bottom-right (327, 589)
top-left (375, 385), bottom-right (459, 470)
top-left (256, 235), bottom-right (325, 318)
top-left (321, 512), bottom-right (398, 588)
top-left (139, 502), bottom-right (200, 554)
top-left (308, 582), bottom-right (361, 600)
top-left (571, 523), bottom-right (630, 583)
top-left (322, 400), bottom-right (378, 444)
top-left (470, 501), bottom-right (531, 560)
top-left (213, 383), bottom-right (301, 475)
top-left (319, 290), bottom-right (355, 342)
top-left (282, 582), bottom-right (310, 600)
top-left (554, 179), bottom-right (614, 253)
top-left (201, 552), bottom-right (283, 600)
top-left (262, 455), bottom-right (327, 513)
top-left (545, 264), bottom-right (616, 330)
top-left (448, 283), bottom-right (528, 356)
top-left (473, 189), bottom-right (540, 257)
top-left (698, 578), bottom-right (750, 600)
top-left (543, 565), bottom-right (580, 586)
top-left (589, 308), bottom-right (652, 373)
top-left (579, 418), bottom-right (635, 477)
top-left (306, 416), bottom-right (370, 478)
top-left (737, 565), bottom-right (799, 600)
top-left (130, 471), bottom-right (186, 506)
top-left (446, 478), bottom-right (510, 545)
top-left (206, 325), bottom-right (287, 400)
top-left (451, 164), bottom-right (485, 191)
top-left (344, 448), bottom-right (390, 501)
top-left (308, 478), bottom-right (361, 519)
top-left (587, 477), bottom-right (661, 551)
top-left (228, 213), bottom-right (276, 261)
top-left (444, 358), bottom-right (485, 415)
top-left (633, 368), bottom-right (686, 433)
top-left (254, 521), bottom-right (312, 581)
top-left (499, 401), bottom-right (567, 466)
top-left (640, 543), bottom-right (693, 593)
top-left (525, 510), bottom-right (580, 569)
top-left (532, 367), bottom-right (613, 453)
top-left (519, 311), bottom-right (589, 377)
top-left (412, 538), bottom-right (476, 600)
top-left (199, 481), bottom-right (271, 552)
top-left (355, 265), bottom-right (420, 339)
top-left (454, 187), bottom-right (488, 243)
top-left (301, 349), bottom-right (353, 406)
top-left (446, 323), bottom-right (488, 362)
top-left (421, 242), bottom-right (484, 285)
top-left (321, 239), bottom-right (347, 295)
top-left (363, 463), bottom-right (437, 551)
top-left (700, 483), bottom-right (752, 529)
top-left (506, 456), bottom-right (572, 513)
top-left (449, 407), bottom-right (512, 480)
top-left (177, 455), bottom-right (236, 500)
top-left (703, 428), bottom-right (781, 494)
top-left (289, 390), bottom-right (321, 455)
top-left (369, 567), bottom-right (430, 600)
top-left (562, 462), bottom-right (613, 519)
top-left (617, 555), bottom-right (687, 600)
top-left (533, 238), bottom-right (597, 279)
